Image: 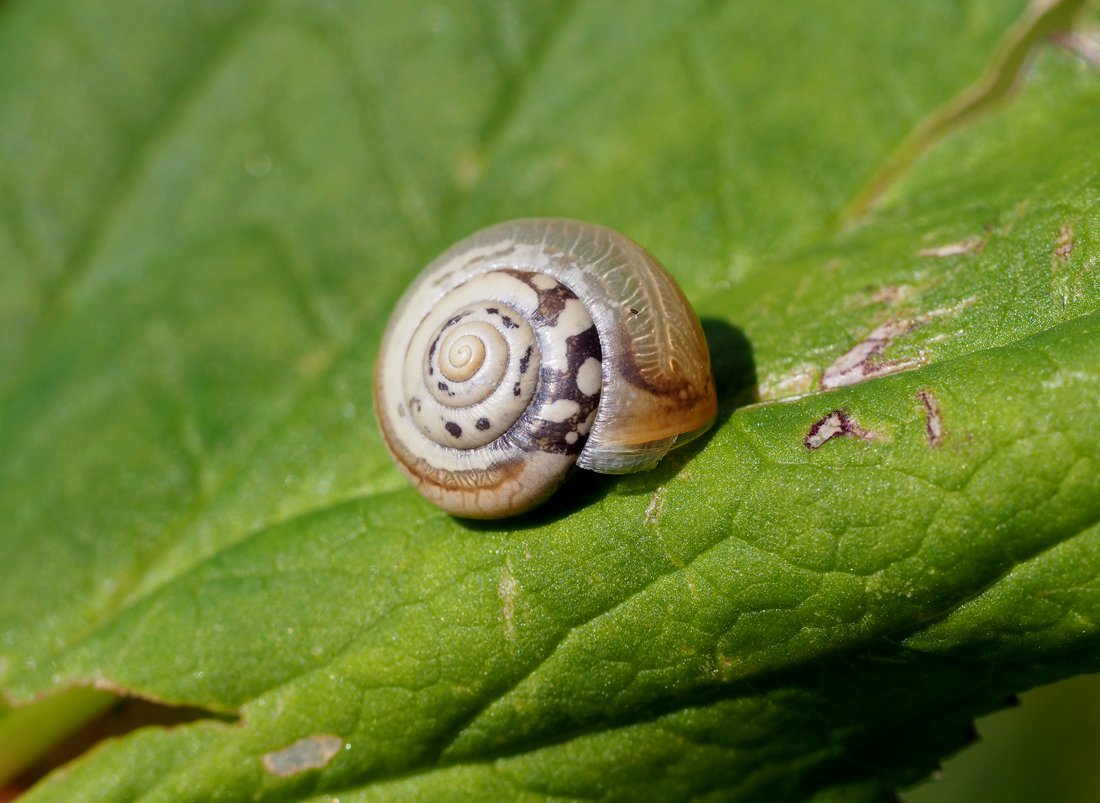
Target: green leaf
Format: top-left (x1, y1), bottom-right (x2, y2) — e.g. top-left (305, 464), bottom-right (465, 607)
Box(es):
top-left (2, 0), bottom-right (1099, 800)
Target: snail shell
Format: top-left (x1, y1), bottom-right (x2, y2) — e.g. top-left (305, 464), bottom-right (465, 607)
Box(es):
top-left (374, 218), bottom-right (717, 519)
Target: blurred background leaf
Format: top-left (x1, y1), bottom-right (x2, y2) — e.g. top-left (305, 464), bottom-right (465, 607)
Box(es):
top-left (907, 674), bottom-right (1100, 803)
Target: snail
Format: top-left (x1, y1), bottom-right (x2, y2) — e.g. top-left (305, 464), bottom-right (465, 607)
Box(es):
top-left (374, 218), bottom-right (717, 519)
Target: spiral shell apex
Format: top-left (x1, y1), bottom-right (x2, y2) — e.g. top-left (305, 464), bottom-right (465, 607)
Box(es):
top-left (374, 218), bottom-right (717, 519)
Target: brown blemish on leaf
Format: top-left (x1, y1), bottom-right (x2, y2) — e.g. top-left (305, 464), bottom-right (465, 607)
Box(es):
top-left (1051, 29), bottom-right (1100, 68)
top-left (759, 364), bottom-right (817, 400)
top-left (918, 389), bottom-right (945, 447)
top-left (821, 298), bottom-right (978, 391)
top-left (916, 236), bottom-right (986, 258)
top-left (645, 486), bottom-right (666, 524)
top-left (1053, 223), bottom-right (1075, 266)
top-left (713, 654), bottom-right (741, 682)
top-left (921, 330), bottom-right (963, 346)
top-left (804, 410), bottom-right (875, 450)
top-left (262, 734), bottom-right (343, 777)
top-left (870, 284), bottom-right (914, 305)
top-left (820, 320), bottom-right (925, 390)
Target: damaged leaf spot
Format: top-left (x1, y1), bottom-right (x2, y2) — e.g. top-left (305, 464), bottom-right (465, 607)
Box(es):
top-left (869, 284), bottom-right (914, 305)
top-left (759, 364), bottom-right (817, 400)
top-left (918, 389), bottom-right (945, 447)
top-left (916, 235), bottom-right (986, 258)
top-left (804, 410), bottom-right (875, 450)
top-left (1053, 223), bottom-right (1075, 265)
top-left (498, 561), bottom-right (518, 641)
top-left (821, 320), bottom-right (924, 390)
top-left (821, 299), bottom-right (977, 391)
top-left (262, 734), bottom-right (343, 777)
top-left (1051, 30), bottom-right (1100, 69)
top-left (645, 486), bottom-right (666, 524)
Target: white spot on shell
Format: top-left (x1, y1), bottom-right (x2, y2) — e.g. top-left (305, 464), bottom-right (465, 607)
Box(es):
top-left (576, 357), bottom-right (601, 397)
top-left (540, 399), bottom-right (580, 423)
top-left (530, 273), bottom-right (558, 290)
top-left (577, 409), bottom-right (597, 435)
top-left (565, 431), bottom-right (579, 444)
top-left (556, 298), bottom-right (596, 338)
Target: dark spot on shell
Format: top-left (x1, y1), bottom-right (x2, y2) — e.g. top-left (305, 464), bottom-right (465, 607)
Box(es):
top-left (438, 381), bottom-right (449, 392)
top-left (486, 307), bottom-right (499, 315)
top-left (499, 269), bottom-right (575, 325)
top-left (476, 417), bottom-right (491, 430)
top-left (519, 345), bottom-right (533, 374)
top-left (512, 325), bottom-right (602, 457)
top-left (444, 312), bottom-right (468, 328)
top-left (501, 315), bottom-right (519, 329)
top-left (513, 382), bottom-right (522, 397)
top-left (630, 307), bottom-right (639, 315)
top-left (445, 422), bottom-right (462, 438)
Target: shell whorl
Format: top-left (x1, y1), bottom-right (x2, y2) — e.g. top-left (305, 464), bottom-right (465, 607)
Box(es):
top-left (375, 218), bottom-right (717, 519)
